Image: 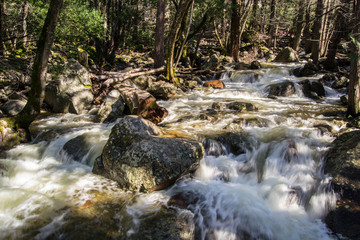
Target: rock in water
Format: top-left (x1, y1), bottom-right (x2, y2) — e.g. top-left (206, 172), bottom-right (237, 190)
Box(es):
top-left (118, 87), bottom-right (168, 124)
top-left (273, 47), bottom-right (299, 63)
top-left (44, 59), bottom-right (93, 114)
top-left (203, 80), bottom-right (226, 89)
top-left (325, 130), bottom-right (360, 240)
top-left (93, 116), bottom-right (204, 192)
top-left (266, 80), bottom-right (296, 97)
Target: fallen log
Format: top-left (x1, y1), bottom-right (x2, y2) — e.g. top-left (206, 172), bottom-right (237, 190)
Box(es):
top-left (100, 67), bottom-right (166, 87)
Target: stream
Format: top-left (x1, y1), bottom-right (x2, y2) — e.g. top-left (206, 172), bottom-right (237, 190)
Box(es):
top-left (0, 63), bottom-right (347, 240)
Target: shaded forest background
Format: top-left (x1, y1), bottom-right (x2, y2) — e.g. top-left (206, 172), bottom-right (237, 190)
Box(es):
top-left (0, 0), bottom-right (359, 124)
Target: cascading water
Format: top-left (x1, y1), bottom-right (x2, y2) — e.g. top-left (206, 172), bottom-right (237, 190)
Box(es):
top-left (0, 63), bottom-right (346, 239)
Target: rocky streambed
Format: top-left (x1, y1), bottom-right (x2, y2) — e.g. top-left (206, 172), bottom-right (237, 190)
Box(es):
top-left (0, 62), bottom-right (359, 240)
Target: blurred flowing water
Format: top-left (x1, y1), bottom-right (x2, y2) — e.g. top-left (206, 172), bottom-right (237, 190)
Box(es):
top-left (0, 64), bottom-right (346, 239)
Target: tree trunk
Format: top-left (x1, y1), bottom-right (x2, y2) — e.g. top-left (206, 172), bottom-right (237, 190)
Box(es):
top-left (230, 0), bottom-right (241, 62)
top-left (154, 0), bottom-right (165, 68)
top-left (0, 0), bottom-right (5, 56)
top-left (166, 0), bottom-right (193, 83)
top-left (267, 0), bottom-right (277, 48)
top-left (292, 0), bottom-right (305, 51)
top-left (18, 0), bottom-right (64, 128)
top-left (348, 0), bottom-right (360, 117)
top-left (303, 0), bottom-right (312, 53)
top-left (311, 0), bottom-right (324, 64)
top-left (20, 1), bottom-right (29, 50)
top-left (324, 0), bottom-right (350, 70)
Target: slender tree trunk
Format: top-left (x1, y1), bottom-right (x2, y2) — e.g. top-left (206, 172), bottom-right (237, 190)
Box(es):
top-left (230, 0), bottom-right (241, 62)
top-left (260, 0), bottom-right (267, 33)
top-left (154, 0), bottom-right (165, 68)
top-left (311, 0), bottom-right (324, 64)
top-left (348, 0), bottom-right (360, 116)
top-left (166, 0), bottom-right (192, 83)
top-left (18, 0), bottom-right (64, 128)
top-left (292, 0), bottom-right (306, 51)
top-left (267, 0), bottom-right (277, 48)
top-left (325, 0), bottom-right (350, 70)
top-left (303, 0), bottom-right (312, 53)
top-left (0, 0), bottom-right (3, 56)
top-left (175, 0), bottom-right (194, 68)
top-left (21, 1), bottom-right (29, 50)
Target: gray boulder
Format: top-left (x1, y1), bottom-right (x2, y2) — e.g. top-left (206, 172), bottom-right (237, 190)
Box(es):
top-left (93, 116), bottom-right (204, 192)
top-left (44, 59), bottom-right (93, 114)
top-left (273, 47), bottom-right (299, 63)
top-left (62, 132), bottom-right (103, 163)
top-left (301, 80), bottom-right (325, 100)
top-left (266, 80), bottom-right (296, 97)
top-left (325, 130), bottom-right (360, 240)
top-left (147, 81), bottom-right (182, 100)
top-left (1, 99), bottom-right (26, 116)
top-left (95, 89), bottom-right (125, 123)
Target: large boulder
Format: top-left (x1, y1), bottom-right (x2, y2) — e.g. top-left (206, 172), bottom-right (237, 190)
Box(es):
top-left (147, 81), bottom-right (182, 100)
top-left (293, 62), bottom-right (319, 77)
top-left (266, 80), bottom-right (296, 97)
top-left (1, 99), bottom-right (26, 116)
top-left (301, 80), bottom-right (325, 100)
top-left (325, 130), bottom-right (360, 239)
top-left (273, 47), bottom-right (299, 63)
top-left (118, 87), bottom-right (168, 124)
top-left (93, 116), bottom-right (204, 192)
top-left (95, 90), bottom-right (125, 123)
top-left (44, 59), bottom-right (93, 114)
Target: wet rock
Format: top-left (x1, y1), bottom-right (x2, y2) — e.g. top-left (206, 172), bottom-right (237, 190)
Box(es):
top-left (313, 123), bottom-right (333, 136)
top-left (147, 81), bottom-right (182, 100)
top-left (249, 60), bottom-right (262, 69)
top-left (266, 80), bottom-right (296, 97)
top-left (118, 87), bottom-right (168, 124)
top-left (130, 206), bottom-right (195, 240)
top-left (93, 116), bottom-right (204, 192)
top-left (44, 59), bottom-right (94, 114)
top-left (325, 130), bottom-right (360, 240)
top-left (211, 101), bottom-right (256, 112)
top-left (331, 76), bottom-right (349, 89)
top-left (95, 89), bottom-right (125, 123)
top-left (293, 62), bottom-right (319, 77)
top-left (233, 62), bottom-right (250, 70)
top-left (340, 95), bottom-right (348, 106)
top-left (273, 47), bottom-right (299, 63)
top-left (1, 99), bottom-right (26, 116)
top-left (301, 80), bottom-right (325, 100)
top-left (132, 75), bottom-right (155, 90)
top-left (203, 80), bottom-right (225, 89)
top-left (202, 132), bottom-right (251, 157)
top-left (62, 132), bottom-right (102, 162)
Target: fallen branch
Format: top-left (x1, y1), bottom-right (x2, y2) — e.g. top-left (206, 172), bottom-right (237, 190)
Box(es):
top-left (100, 67), bottom-right (166, 88)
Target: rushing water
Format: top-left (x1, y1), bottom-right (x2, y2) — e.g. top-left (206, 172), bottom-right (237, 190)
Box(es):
top-left (0, 64), bottom-right (347, 239)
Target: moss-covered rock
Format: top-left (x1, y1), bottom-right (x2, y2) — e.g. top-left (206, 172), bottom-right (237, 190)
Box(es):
top-left (93, 116), bottom-right (204, 192)
top-left (325, 130), bottom-right (360, 239)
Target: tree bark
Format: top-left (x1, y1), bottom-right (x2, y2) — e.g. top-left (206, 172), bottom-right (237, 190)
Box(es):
top-left (0, 0), bottom-right (5, 56)
top-left (292, 0), bottom-right (305, 51)
top-left (348, 0), bottom-right (360, 117)
top-left (18, 0), bottom-right (64, 128)
top-left (325, 0), bottom-right (350, 70)
top-left (154, 0), bottom-right (166, 68)
top-left (267, 0), bottom-right (277, 48)
top-left (166, 0), bottom-right (192, 83)
top-left (230, 0), bottom-right (241, 62)
top-left (311, 0), bottom-right (324, 64)
top-left (303, 0), bottom-right (312, 53)
top-left (20, 1), bottom-right (29, 50)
